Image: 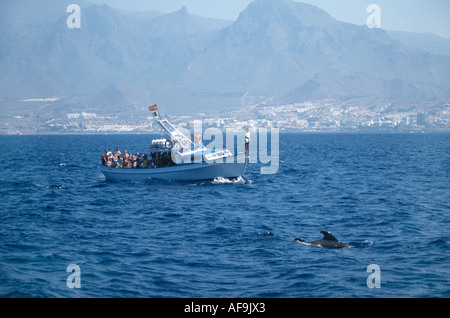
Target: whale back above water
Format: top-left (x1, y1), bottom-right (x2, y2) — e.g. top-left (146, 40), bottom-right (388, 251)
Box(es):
top-left (295, 231), bottom-right (350, 249)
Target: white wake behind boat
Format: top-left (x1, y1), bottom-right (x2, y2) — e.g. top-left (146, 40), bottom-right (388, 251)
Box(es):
top-left (99, 110), bottom-right (248, 182)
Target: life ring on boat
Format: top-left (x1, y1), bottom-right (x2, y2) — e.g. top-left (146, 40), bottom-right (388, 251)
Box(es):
top-left (165, 139), bottom-right (174, 150)
top-left (191, 134), bottom-right (202, 145)
top-left (179, 138), bottom-right (189, 149)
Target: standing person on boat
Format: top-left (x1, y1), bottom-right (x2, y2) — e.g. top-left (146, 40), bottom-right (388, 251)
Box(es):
top-left (111, 155), bottom-right (118, 168)
top-left (123, 150), bottom-right (129, 161)
top-left (114, 148), bottom-right (121, 158)
top-left (245, 128), bottom-right (252, 155)
top-left (105, 155), bottom-right (111, 167)
top-left (141, 154), bottom-right (150, 168)
top-left (135, 153), bottom-right (142, 168)
top-left (122, 157), bottom-right (129, 169)
top-left (130, 155), bottom-right (137, 168)
top-left (101, 154), bottom-right (108, 166)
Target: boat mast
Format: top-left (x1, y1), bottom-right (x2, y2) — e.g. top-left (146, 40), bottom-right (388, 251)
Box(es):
top-left (148, 104), bottom-right (206, 152)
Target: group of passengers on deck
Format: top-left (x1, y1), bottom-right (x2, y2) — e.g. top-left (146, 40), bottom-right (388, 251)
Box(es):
top-left (101, 148), bottom-right (174, 168)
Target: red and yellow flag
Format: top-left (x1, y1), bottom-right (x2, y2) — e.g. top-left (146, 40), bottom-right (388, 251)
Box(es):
top-left (148, 104), bottom-right (158, 111)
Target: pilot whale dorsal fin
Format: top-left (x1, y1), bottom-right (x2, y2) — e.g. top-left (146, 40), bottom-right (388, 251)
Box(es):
top-left (320, 231), bottom-right (339, 242)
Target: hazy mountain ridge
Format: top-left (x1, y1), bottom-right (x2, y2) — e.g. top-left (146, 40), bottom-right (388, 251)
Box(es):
top-left (0, 0), bottom-right (449, 123)
top-left (176, 0), bottom-right (450, 111)
top-left (387, 30), bottom-right (450, 57)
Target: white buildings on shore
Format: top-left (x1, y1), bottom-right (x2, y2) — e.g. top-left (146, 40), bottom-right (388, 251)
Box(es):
top-left (2, 101), bottom-right (449, 134)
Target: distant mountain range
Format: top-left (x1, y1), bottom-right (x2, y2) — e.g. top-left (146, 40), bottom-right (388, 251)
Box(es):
top-left (1, 0), bottom-right (449, 118)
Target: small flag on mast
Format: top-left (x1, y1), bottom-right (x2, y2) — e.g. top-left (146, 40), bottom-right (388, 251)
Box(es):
top-left (148, 104), bottom-right (159, 117)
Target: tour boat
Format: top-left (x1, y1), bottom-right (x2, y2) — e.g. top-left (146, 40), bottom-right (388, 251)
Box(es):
top-left (99, 111), bottom-right (248, 182)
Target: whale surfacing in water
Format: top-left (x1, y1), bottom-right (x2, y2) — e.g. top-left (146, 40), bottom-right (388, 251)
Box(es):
top-left (295, 231), bottom-right (350, 249)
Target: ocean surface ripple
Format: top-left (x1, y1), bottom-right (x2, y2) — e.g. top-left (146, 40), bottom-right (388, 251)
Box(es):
top-left (0, 133), bottom-right (448, 298)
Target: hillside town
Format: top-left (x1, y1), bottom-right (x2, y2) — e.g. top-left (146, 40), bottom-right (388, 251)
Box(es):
top-left (1, 100), bottom-right (449, 135)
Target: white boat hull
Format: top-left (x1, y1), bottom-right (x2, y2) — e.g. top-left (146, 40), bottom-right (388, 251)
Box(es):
top-left (99, 162), bottom-right (246, 182)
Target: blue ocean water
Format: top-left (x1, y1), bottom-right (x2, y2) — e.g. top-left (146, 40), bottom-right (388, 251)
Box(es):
top-left (0, 133), bottom-right (448, 298)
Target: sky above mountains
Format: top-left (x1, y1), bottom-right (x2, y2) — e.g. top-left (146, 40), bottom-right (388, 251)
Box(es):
top-left (87, 0), bottom-right (450, 39)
